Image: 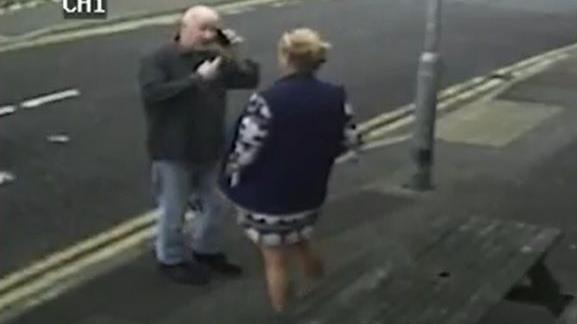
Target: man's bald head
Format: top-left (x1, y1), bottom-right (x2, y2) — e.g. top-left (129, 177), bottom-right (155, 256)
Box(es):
top-left (177, 6), bottom-right (221, 51)
top-left (181, 6), bottom-right (220, 25)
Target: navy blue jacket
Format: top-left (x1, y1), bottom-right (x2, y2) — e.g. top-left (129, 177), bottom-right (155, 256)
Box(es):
top-left (220, 73), bottom-right (353, 214)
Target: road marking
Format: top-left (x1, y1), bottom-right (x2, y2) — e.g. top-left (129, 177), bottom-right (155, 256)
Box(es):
top-left (0, 228), bottom-right (153, 323)
top-left (0, 171), bottom-right (16, 186)
top-left (0, 211), bottom-right (154, 295)
top-left (7, 3), bottom-right (23, 11)
top-left (358, 48), bottom-right (574, 140)
top-left (357, 44), bottom-right (577, 137)
top-left (24, 1), bottom-right (39, 9)
top-left (220, 5), bottom-right (255, 15)
top-left (0, 0), bottom-right (54, 16)
top-left (357, 104), bottom-right (413, 134)
top-left (0, 106), bottom-right (16, 117)
top-left (364, 115), bottom-right (415, 141)
top-left (20, 89), bottom-right (80, 109)
top-left (364, 134), bottom-right (411, 150)
top-left (270, 0), bottom-right (302, 7)
top-left (364, 78), bottom-right (513, 140)
top-left (336, 135), bottom-right (411, 164)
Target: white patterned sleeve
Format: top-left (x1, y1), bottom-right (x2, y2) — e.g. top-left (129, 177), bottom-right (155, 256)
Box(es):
top-left (226, 93), bottom-right (272, 181)
top-left (343, 102), bottom-right (361, 152)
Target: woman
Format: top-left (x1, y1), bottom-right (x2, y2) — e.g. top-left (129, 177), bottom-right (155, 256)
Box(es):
top-left (220, 28), bottom-right (360, 312)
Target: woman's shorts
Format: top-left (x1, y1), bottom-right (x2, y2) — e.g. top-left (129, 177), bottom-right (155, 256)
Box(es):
top-left (236, 208), bottom-right (319, 247)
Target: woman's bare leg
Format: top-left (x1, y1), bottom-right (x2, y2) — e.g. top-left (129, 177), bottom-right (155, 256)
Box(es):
top-left (291, 240), bottom-right (324, 291)
top-left (260, 245), bottom-right (292, 312)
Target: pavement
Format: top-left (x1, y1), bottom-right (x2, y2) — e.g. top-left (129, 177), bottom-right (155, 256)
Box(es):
top-left (3, 47), bottom-right (577, 324)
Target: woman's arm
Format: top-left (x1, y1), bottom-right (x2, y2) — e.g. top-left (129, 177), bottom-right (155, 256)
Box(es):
top-left (225, 93), bottom-right (272, 185)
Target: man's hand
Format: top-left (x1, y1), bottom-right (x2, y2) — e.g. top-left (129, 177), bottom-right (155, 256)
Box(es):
top-left (195, 57), bottom-right (223, 80)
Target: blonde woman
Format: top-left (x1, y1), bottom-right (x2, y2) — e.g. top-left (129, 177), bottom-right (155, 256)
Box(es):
top-left (220, 28), bottom-right (359, 312)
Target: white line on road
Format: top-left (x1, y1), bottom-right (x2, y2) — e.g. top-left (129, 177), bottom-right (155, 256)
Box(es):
top-left (270, 0), bottom-right (303, 7)
top-left (363, 135), bottom-right (411, 151)
top-left (357, 104), bottom-right (414, 133)
top-left (7, 3), bottom-right (23, 12)
top-left (219, 5), bottom-right (255, 15)
top-left (24, 1), bottom-right (38, 9)
top-left (0, 106), bottom-right (16, 117)
top-left (364, 115), bottom-right (415, 141)
top-left (0, 171), bottom-right (16, 186)
top-left (20, 89), bottom-right (80, 109)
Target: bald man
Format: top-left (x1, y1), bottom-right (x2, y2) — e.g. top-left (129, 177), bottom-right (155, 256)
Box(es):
top-left (138, 6), bottom-right (259, 285)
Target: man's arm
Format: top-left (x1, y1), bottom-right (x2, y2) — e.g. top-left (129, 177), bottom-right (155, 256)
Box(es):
top-left (138, 53), bottom-right (204, 103)
top-left (213, 29), bottom-right (260, 89)
top-left (220, 57), bottom-right (260, 90)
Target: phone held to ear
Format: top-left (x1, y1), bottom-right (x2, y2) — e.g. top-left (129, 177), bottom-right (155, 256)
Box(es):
top-left (216, 28), bottom-right (232, 47)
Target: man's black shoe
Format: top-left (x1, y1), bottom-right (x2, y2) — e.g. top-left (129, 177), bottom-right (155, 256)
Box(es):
top-left (193, 252), bottom-right (243, 277)
top-left (158, 262), bottom-right (210, 285)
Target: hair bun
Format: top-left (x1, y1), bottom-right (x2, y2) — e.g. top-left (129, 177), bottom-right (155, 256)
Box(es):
top-left (280, 28), bottom-right (331, 70)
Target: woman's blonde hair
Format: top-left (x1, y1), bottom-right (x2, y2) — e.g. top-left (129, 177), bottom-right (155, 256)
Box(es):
top-left (278, 28), bottom-right (331, 72)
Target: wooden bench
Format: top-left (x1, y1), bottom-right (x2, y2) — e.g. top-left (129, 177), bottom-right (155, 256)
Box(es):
top-left (288, 215), bottom-right (575, 324)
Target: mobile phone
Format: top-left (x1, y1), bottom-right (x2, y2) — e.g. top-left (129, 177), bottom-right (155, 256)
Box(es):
top-left (216, 28), bottom-right (232, 46)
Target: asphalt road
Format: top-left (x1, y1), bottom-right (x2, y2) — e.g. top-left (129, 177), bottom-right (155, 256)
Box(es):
top-left (1, 0), bottom-right (577, 277)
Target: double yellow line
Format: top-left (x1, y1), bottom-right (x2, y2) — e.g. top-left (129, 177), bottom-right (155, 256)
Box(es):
top-left (1, 32), bottom-right (576, 324)
top-left (358, 43), bottom-right (576, 142)
top-left (0, 212), bottom-right (155, 322)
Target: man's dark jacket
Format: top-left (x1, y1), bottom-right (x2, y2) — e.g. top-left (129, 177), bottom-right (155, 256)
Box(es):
top-left (138, 42), bottom-right (260, 163)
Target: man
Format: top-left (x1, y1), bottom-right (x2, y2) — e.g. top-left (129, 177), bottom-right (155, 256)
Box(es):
top-left (138, 5), bottom-right (259, 285)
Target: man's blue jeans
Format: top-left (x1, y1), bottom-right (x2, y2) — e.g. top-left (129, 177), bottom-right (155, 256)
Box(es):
top-left (151, 161), bottom-right (225, 265)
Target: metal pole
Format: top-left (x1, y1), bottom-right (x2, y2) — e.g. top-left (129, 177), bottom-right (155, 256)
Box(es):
top-left (408, 0), bottom-right (443, 191)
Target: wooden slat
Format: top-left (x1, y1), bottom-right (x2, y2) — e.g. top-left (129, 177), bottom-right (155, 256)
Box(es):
top-left (294, 217), bottom-right (559, 324)
top-left (374, 217), bottom-right (507, 323)
top-left (390, 224), bottom-right (558, 324)
top-left (444, 227), bottom-right (560, 324)
top-left (394, 219), bottom-right (514, 323)
top-left (337, 216), bottom-right (481, 324)
top-left (291, 214), bottom-right (467, 323)
top-left (294, 217), bottom-right (486, 323)
top-left (291, 216), bottom-right (561, 324)
top-left (409, 222), bottom-right (547, 324)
